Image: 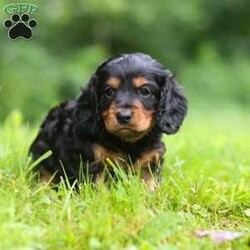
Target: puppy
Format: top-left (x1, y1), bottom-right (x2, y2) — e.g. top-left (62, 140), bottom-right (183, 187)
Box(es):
top-left (30, 53), bottom-right (187, 190)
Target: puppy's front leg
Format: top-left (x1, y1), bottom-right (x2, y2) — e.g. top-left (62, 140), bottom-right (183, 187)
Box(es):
top-left (141, 166), bottom-right (160, 191)
top-left (134, 148), bottom-right (164, 191)
top-left (88, 162), bottom-right (107, 186)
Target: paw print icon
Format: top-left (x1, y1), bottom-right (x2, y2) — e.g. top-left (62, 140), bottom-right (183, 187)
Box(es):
top-left (3, 13), bottom-right (37, 40)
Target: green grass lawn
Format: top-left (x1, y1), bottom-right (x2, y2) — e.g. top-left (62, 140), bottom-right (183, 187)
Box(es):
top-left (0, 106), bottom-right (249, 249)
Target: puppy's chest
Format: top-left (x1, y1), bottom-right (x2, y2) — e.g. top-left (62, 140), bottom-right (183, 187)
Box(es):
top-left (92, 144), bottom-right (165, 169)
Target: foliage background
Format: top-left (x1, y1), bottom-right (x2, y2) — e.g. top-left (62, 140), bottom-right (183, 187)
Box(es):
top-left (0, 0), bottom-right (249, 121)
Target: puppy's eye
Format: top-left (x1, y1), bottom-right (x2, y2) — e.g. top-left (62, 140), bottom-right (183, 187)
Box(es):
top-left (104, 87), bottom-right (115, 98)
top-left (138, 86), bottom-right (151, 97)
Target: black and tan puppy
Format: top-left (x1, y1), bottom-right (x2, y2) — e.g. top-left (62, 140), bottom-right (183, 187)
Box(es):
top-left (30, 53), bottom-right (187, 190)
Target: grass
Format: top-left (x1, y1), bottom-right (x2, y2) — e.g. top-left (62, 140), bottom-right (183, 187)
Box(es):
top-left (0, 106), bottom-right (249, 249)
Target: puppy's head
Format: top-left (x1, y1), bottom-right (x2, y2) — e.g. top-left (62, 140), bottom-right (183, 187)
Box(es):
top-left (79, 53), bottom-right (187, 141)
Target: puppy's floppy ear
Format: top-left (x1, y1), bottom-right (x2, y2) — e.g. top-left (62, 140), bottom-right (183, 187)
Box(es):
top-left (75, 75), bottom-right (102, 135)
top-left (157, 72), bottom-right (188, 134)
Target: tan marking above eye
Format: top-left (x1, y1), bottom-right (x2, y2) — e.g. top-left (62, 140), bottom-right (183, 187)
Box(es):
top-left (106, 77), bottom-right (121, 89)
top-left (132, 76), bottom-right (148, 88)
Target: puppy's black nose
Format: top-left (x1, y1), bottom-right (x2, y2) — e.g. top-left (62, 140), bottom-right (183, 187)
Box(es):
top-left (116, 110), bottom-right (132, 124)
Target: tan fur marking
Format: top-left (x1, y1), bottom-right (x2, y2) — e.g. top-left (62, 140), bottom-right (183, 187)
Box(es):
top-left (95, 172), bottom-right (106, 186)
top-left (134, 148), bottom-right (164, 169)
top-left (102, 101), bottom-right (154, 142)
top-left (131, 101), bottom-right (154, 133)
top-left (93, 146), bottom-right (164, 190)
top-left (133, 148), bottom-right (164, 191)
top-left (101, 103), bottom-right (118, 133)
top-left (93, 144), bottom-right (127, 165)
top-left (106, 77), bottom-right (120, 89)
top-left (132, 76), bottom-right (148, 88)
top-left (141, 170), bottom-right (158, 191)
top-left (40, 167), bottom-right (58, 184)
top-left (92, 145), bottom-right (128, 184)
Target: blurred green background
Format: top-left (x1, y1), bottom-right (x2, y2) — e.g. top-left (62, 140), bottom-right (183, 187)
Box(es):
top-left (0, 0), bottom-right (249, 122)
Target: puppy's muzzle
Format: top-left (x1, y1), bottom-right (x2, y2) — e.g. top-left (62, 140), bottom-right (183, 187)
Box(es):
top-left (116, 108), bottom-right (132, 124)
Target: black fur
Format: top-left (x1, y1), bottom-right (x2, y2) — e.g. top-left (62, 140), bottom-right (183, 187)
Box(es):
top-left (157, 72), bottom-right (187, 134)
top-left (30, 53), bottom-right (188, 186)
